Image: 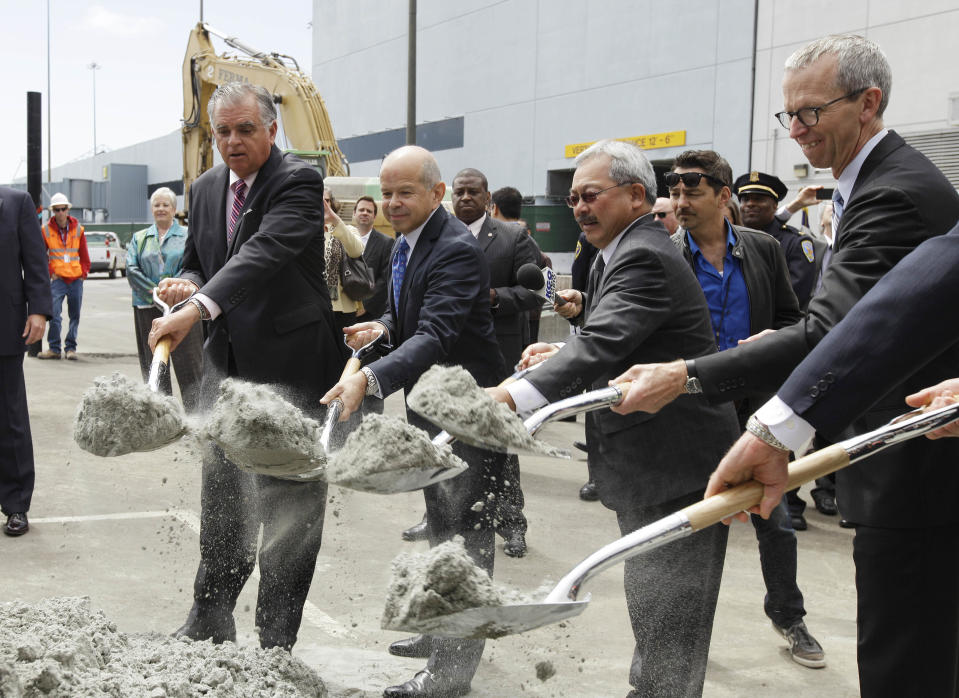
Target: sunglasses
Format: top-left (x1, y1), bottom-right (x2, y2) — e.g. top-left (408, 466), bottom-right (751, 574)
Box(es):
top-left (653, 211), bottom-right (669, 219)
top-left (664, 172), bottom-right (728, 189)
top-left (51, 207), bottom-right (69, 212)
top-left (565, 181), bottom-right (636, 208)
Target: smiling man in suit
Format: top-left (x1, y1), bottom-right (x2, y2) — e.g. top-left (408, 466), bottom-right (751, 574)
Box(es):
top-left (488, 139), bottom-right (741, 697)
top-left (322, 145), bottom-right (505, 698)
top-left (612, 35), bottom-right (959, 696)
top-left (150, 82), bottom-right (344, 652)
top-left (354, 195), bottom-right (393, 323)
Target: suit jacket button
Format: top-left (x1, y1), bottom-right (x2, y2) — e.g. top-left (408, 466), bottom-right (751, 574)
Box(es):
top-left (809, 387), bottom-right (820, 398)
top-left (825, 372), bottom-right (835, 383)
top-left (818, 379), bottom-right (829, 391)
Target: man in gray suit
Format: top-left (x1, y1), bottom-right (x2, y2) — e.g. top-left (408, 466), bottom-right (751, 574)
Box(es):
top-left (151, 83), bottom-right (344, 651)
top-left (489, 140), bottom-right (740, 697)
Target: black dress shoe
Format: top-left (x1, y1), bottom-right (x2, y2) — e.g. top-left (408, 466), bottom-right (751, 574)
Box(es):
top-left (4, 512), bottom-right (28, 536)
top-left (839, 518), bottom-right (855, 529)
top-left (383, 669), bottom-right (470, 698)
top-left (388, 634), bottom-right (433, 658)
top-left (503, 530), bottom-right (527, 558)
top-left (812, 490), bottom-right (838, 515)
top-left (579, 480), bottom-right (599, 502)
top-left (172, 606), bottom-right (236, 644)
top-left (790, 513), bottom-right (808, 531)
top-left (402, 515), bottom-right (429, 542)
top-left (573, 440), bottom-right (588, 452)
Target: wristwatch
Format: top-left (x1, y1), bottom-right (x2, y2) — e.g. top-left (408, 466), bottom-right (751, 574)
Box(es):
top-left (189, 297), bottom-right (211, 321)
top-left (684, 359), bottom-right (703, 394)
top-left (360, 366), bottom-right (380, 397)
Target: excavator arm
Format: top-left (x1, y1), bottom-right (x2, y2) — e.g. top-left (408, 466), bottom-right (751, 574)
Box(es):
top-left (181, 22), bottom-right (348, 214)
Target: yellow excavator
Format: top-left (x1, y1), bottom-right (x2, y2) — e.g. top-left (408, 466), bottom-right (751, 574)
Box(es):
top-left (181, 22), bottom-right (350, 215)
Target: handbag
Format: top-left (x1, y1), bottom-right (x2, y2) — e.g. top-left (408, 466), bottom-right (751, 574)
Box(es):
top-left (340, 252), bottom-right (376, 301)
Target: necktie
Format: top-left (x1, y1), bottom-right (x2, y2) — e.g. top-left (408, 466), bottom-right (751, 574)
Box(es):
top-left (228, 179), bottom-right (247, 243)
top-left (392, 237), bottom-right (410, 313)
top-left (831, 189), bottom-right (844, 233)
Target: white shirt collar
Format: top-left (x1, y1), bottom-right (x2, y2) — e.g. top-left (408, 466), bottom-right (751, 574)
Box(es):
top-left (837, 128), bottom-right (888, 204)
top-left (400, 206), bottom-right (441, 255)
top-left (467, 213), bottom-right (487, 238)
top-left (228, 169), bottom-right (258, 191)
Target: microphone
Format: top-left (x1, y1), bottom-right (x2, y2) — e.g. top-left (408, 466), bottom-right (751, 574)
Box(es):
top-left (517, 263), bottom-right (567, 307)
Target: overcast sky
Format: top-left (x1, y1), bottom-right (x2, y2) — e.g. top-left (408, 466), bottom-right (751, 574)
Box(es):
top-left (1, 0), bottom-right (313, 183)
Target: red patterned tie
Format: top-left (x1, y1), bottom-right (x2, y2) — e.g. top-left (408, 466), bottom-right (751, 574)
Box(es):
top-left (228, 179), bottom-right (247, 243)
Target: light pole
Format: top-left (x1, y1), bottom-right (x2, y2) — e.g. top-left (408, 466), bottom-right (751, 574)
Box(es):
top-left (87, 61), bottom-right (100, 155)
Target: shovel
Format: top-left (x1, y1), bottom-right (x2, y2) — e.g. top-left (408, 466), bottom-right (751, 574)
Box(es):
top-left (394, 400), bottom-right (959, 639)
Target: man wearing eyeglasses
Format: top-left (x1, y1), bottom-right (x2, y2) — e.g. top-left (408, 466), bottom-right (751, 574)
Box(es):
top-left (609, 34), bottom-right (959, 696)
top-left (651, 197), bottom-right (679, 234)
top-left (487, 139), bottom-right (741, 697)
top-left (37, 193), bottom-right (90, 361)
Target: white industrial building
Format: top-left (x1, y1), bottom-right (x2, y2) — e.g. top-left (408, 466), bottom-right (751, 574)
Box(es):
top-left (11, 1), bottom-right (959, 251)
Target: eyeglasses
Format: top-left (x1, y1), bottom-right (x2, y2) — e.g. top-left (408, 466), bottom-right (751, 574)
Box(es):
top-left (774, 88), bottom-right (868, 129)
top-left (565, 182), bottom-right (635, 208)
top-left (51, 207), bottom-right (69, 212)
top-left (664, 172), bottom-right (728, 190)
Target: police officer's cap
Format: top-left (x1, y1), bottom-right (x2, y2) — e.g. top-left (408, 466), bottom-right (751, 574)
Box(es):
top-left (734, 171), bottom-right (788, 202)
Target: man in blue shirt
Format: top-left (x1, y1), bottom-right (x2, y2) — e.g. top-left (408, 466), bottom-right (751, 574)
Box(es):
top-left (668, 150), bottom-right (826, 669)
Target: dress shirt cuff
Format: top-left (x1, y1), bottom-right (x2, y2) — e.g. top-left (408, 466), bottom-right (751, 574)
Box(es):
top-left (505, 378), bottom-right (549, 416)
top-left (193, 292), bottom-right (222, 320)
top-left (756, 395), bottom-right (816, 455)
top-left (775, 205), bottom-right (791, 224)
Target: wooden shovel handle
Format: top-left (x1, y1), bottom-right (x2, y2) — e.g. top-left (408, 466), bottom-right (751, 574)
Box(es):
top-left (342, 356), bottom-right (362, 380)
top-left (153, 336), bottom-right (172, 365)
top-left (683, 444), bottom-right (850, 531)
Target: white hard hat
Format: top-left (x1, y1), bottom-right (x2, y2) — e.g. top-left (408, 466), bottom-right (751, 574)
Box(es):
top-left (50, 192), bottom-right (71, 209)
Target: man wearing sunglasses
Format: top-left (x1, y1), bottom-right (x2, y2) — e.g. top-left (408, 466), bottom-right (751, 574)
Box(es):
top-left (37, 193), bottom-right (90, 361)
top-left (488, 139), bottom-right (741, 697)
top-left (651, 197), bottom-right (679, 234)
top-left (610, 34), bottom-right (959, 696)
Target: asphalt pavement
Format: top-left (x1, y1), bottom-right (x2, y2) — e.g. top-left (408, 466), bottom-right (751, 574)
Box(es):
top-left (1, 274), bottom-right (861, 697)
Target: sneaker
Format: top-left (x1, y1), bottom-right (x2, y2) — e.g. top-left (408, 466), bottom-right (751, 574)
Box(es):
top-left (65, 350), bottom-right (78, 361)
top-left (773, 621), bottom-right (826, 668)
top-left (37, 350), bottom-right (61, 360)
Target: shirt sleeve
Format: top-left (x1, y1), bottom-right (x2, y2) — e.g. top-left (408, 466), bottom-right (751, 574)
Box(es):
top-left (756, 395), bottom-right (816, 454)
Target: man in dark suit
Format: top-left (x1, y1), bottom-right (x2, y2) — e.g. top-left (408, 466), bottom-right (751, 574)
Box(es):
top-left (150, 83), bottom-right (344, 651)
top-left (451, 167), bottom-right (539, 558)
top-left (322, 145), bottom-right (505, 698)
top-left (490, 139), bottom-right (741, 697)
top-left (354, 195), bottom-right (393, 323)
top-left (612, 35), bottom-right (959, 696)
top-left (0, 187), bottom-right (52, 537)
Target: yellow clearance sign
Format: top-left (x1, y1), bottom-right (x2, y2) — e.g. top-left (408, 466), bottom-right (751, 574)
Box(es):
top-left (564, 131), bottom-right (686, 158)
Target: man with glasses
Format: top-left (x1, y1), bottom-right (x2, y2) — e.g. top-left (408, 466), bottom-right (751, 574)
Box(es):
top-left (651, 196), bottom-right (679, 234)
top-left (488, 139), bottom-right (741, 697)
top-left (608, 34), bottom-right (959, 696)
top-left (38, 193), bottom-right (90, 361)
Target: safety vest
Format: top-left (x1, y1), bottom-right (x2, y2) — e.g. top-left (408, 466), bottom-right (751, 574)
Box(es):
top-left (43, 219), bottom-right (84, 279)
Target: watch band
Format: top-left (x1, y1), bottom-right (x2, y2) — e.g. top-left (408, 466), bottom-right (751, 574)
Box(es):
top-left (745, 414), bottom-right (791, 453)
top-left (360, 366), bottom-right (380, 397)
top-left (684, 359), bottom-right (702, 394)
top-left (189, 297), bottom-right (211, 321)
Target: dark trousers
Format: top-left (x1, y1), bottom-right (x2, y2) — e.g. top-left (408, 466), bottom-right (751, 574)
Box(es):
top-left (493, 453), bottom-right (527, 535)
top-left (617, 490), bottom-right (728, 698)
top-left (411, 409), bottom-right (503, 686)
top-left (0, 354), bottom-right (34, 515)
top-left (191, 444), bottom-right (328, 649)
top-left (751, 499), bottom-right (805, 628)
top-left (133, 306), bottom-right (204, 413)
top-left (48, 277), bottom-right (82, 353)
top-left (853, 523), bottom-right (959, 697)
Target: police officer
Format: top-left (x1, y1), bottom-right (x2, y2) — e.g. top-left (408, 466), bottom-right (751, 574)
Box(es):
top-left (734, 172), bottom-right (824, 309)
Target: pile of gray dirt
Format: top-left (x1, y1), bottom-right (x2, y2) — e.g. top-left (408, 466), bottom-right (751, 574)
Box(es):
top-left (0, 596), bottom-right (326, 697)
top-left (406, 365), bottom-right (566, 457)
top-left (73, 372), bottom-right (186, 456)
top-left (204, 378), bottom-right (322, 477)
top-left (325, 414), bottom-right (465, 490)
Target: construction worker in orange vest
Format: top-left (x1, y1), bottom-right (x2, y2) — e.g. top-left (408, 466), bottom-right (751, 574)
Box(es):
top-left (37, 193), bottom-right (90, 361)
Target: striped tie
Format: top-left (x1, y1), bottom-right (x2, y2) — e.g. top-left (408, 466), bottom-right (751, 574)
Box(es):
top-left (228, 179), bottom-right (247, 243)
top-left (392, 237), bottom-right (410, 313)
